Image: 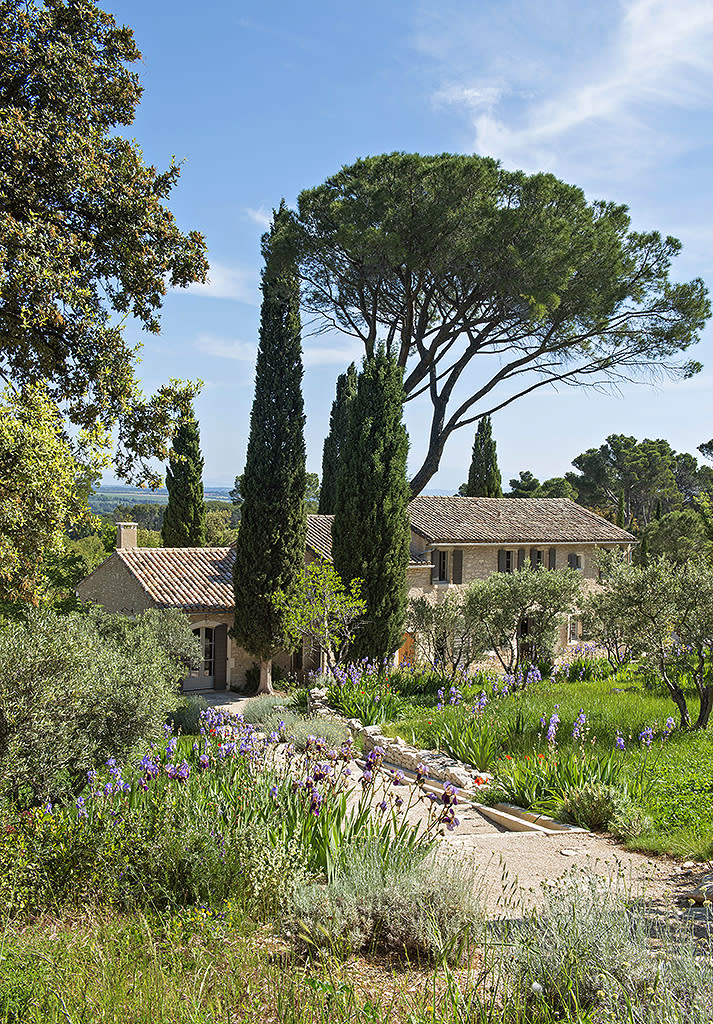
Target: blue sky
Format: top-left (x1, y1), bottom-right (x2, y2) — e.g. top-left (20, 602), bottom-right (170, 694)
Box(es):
top-left (108, 0), bottom-right (713, 491)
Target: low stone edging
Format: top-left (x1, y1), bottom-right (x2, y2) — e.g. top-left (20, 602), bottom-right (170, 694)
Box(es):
top-left (308, 685), bottom-right (491, 795)
top-left (307, 686), bottom-right (588, 835)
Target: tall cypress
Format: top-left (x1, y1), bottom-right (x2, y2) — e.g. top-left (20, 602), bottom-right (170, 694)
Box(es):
top-left (319, 363), bottom-right (357, 514)
top-left (332, 350), bottom-right (410, 662)
top-left (232, 203), bottom-right (307, 694)
top-left (464, 416), bottom-right (502, 497)
top-left (161, 406), bottom-right (206, 547)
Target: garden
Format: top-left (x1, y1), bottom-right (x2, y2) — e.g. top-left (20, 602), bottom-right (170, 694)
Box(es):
top-left (0, 607), bottom-right (711, 1022)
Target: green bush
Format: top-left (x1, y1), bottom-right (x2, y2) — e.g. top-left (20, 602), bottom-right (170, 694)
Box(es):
top-left (167, 695), bottom-right (208, 736)
top-left (561, 781), bottom-right (630, 831)
top-left (289, 843), bottom-right (480, 961)
top-left (0, 607), bottom-right (199, 806)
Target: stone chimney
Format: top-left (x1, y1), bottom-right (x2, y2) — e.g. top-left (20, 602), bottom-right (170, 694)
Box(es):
top-left (116, 522), bottom-right (138, 550)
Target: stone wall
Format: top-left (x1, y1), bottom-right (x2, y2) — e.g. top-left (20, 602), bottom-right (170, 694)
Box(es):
top-left (308, 686), bottom-right (488, 795)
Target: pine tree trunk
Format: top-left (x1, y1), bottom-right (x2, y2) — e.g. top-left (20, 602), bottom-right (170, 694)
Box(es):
top-left (257, 657), bottom-right (274, 695)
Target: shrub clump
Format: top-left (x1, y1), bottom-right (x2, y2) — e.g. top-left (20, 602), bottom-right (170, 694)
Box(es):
top-left (0, 607), bottom-right (199, 806)
top-left (289, 843), bottom-right (480, 961)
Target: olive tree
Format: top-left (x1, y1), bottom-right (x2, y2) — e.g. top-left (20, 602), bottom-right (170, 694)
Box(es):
top-left (0, 607), bottom-right (199, 806)
top-left (407, 593), bottom-right (487, 676)
top-left (465, 565), bottom-right (582, 674)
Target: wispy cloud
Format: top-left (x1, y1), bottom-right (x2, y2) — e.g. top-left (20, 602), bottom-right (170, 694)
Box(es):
top-left (302, 338), bottom-right (364, 367)
top-left (195, 333), bottom-right (362, 369)
top-left (245, 205), bottom-right (273, 228)
top-left (196, 334), bottom-right (256, 361)
top-left (427, 0), bottom-right (713, 179)
top-left (186, 261), bottom-right (259, 303)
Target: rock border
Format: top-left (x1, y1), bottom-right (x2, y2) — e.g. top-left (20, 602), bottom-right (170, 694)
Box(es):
top-left (308, 686), bottom-right (587, 834)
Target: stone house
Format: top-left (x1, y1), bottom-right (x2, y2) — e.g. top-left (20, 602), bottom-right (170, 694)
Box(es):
top-left (77, 498), bottom-right (633, 690)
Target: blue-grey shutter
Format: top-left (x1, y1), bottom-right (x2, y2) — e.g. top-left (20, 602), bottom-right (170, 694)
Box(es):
top-left (548, 547), bottom-right (557, 569)
top-left (517, 548), bottom-right (526, 570)
top-left (497, 549), bottom-right (507, 572)
top-left (452, 549), bottom-right (463, 584)
top-left (214, 624), bottom-right (228, 690)
top-left (529, 547), bottom-right (538, 566)
top-left (568, 552), bottom-right (577, 569)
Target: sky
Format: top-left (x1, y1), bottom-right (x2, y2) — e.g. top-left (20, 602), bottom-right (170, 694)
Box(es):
top-left (106, 0), bottom-right (713, 491)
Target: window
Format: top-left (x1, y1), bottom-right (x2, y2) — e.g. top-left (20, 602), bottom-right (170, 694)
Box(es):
top-left (530, 548), bottom-right (545, 567)
top-left (189, 626), bottom-right (215, 679)
top-left (436, 549), bottom-right (448, 582)
top-left (498, 549), bottom-right (514, 573)
top-left (568, 552), bottom-right (583, 571)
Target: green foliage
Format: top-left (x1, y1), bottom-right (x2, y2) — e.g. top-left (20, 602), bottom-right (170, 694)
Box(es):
top-left (232, 205), bottom-right (307, 691)
top-left (0, 385), bottom-right (92, 608)
top-left (0, 607), bottom-right (198, 805)
top-left (438, 712), bottom-right (499, 772)
top-left (407, 593), bottom-right (487, 676)
top-left (508, 470), bottom-right (541, 497)
top-left (327, 679), bottom-right (406, 726)
top-left (465, 565), bottom-right (582, 674)
top-left (276, 560), bottom-right (365, 670)
top-left (561, 781), bottom-right (636, 831)
top-left (0, 0), bottom-right (208, 484)
top-left (567, 434), bottom-right (713, 527)
top-left (167, 695), bottom-right (209, 736)
top-left (636, 509), bottom-right (712, 564)
top-left (332, 350), bottom-right (410, 661)
top-left (491, 747), bottom-right (626, 817)
top-left (203, 506), bottom-right (238, 546)
top-left (462, 416), bottom-right (502, 497)
top-left (290, 844), bottom-right (480, 961)
top-left (161, 408), bottom-right (206, 547)
top-left (297, 152), bottom-right (710, 494)
top-left (585, 555), bottom-right (713, 729)
top-left (319, 363), bottom-right (357, 513)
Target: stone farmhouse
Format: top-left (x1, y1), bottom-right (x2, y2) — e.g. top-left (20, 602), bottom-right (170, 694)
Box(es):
top-left (77, 496), bottom-right (633, 691)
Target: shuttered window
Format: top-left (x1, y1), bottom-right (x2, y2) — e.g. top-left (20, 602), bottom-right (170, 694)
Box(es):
top-left (517, 548), bottom-right (526, 570)
top-left (452, 549), bottom-right (463, 584)
top-left (548, 547), bottom-right (557, 569)
top-left (436, 549), bottom-right (449, 581)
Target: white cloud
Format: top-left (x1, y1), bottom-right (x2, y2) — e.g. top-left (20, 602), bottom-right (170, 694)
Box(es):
top-left (186, 261), bottom-right (259, 303)
top-left (196, 334), bottom-right (256, 361)
top-left (302, 338), bottom-right (364, 367)
top-left (195, 333), bottom-right (363, 369)
top-left (245, 205), bottom-right (272, 228)
top-left (428, 0), bottom-right (713, 178)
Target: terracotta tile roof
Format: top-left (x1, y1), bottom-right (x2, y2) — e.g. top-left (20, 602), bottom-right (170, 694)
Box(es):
top-left (306, 514), bottom-right (429, 568)
top-left (116, 546), bottom-right (235, 612)
top-left (305, 514), bottom-right (334, 560)
top-left (408, 496), bottom-right (634, 544)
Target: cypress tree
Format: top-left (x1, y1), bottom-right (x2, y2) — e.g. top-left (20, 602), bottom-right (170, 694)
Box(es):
top-left (332, 350), bottom-right (410, 662)
top-left (232, 204), bottom-right (307, 694)
top-left (161, 406), bottom-right (206, 547)
top-left (616, 491), bottom-right (626, 529)
top-left (463, 416), bottom-right (502, 497)
top-left (319, 363), bottom-right (357, 514)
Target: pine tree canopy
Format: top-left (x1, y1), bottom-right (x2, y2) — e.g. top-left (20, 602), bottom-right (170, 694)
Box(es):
top-left (332, 350), bottom-right (410, 662)
top-left (161, 408), bottom-right (206, 547)
top-left (232, 204), bottom-right (307, 664)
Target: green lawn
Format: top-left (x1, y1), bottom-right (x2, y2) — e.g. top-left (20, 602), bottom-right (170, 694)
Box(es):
top-left (374, 669), bottom-right (713, 859)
